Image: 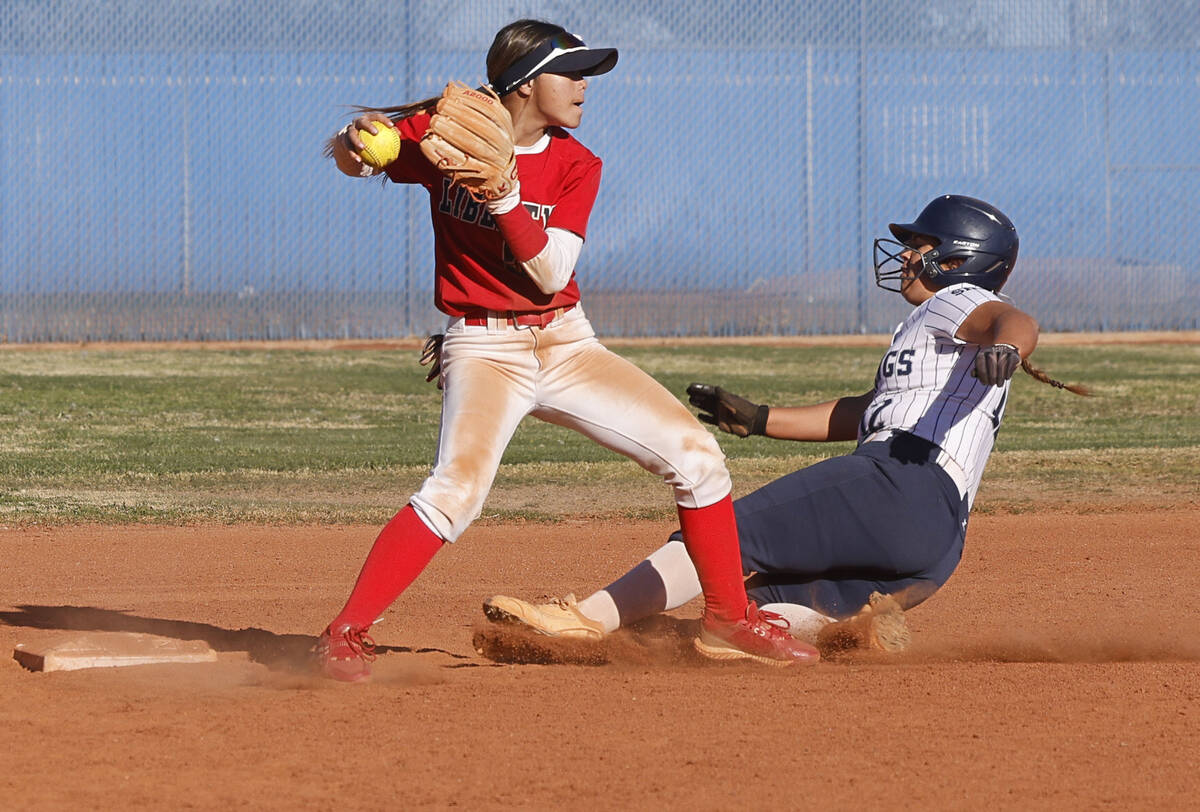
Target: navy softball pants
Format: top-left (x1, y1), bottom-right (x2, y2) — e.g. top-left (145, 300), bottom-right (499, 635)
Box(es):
top-left (725, 433), bottom-right (969, 619)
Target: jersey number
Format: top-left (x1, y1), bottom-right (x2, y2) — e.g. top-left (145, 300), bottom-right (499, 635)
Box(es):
top-left (861, 397), bottom-right (894, 437)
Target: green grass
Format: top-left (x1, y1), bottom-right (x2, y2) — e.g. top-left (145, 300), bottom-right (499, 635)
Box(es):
top-left (0, 342), bottom-right (1196, 524)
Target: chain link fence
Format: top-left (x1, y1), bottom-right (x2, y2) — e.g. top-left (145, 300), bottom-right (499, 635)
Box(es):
top-left (1, 0), bottom-right (1197, 341)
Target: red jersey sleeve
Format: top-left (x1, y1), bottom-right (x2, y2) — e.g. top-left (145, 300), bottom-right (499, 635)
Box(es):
top-left (367, 122), bottom-right (602, 317)
top-left (384, 113), bottom-right (440, 187)
top-left (545, 153), bottom-right (601, 239)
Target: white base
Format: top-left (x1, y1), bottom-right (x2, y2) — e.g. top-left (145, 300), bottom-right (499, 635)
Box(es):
top-left (13, 632), bottom-right (218, 672)
top-left (758, 602), bottom-right (834, 644)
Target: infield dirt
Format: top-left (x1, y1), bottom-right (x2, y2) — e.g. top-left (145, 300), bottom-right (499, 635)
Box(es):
top-left (1, 507), bottom-right (1198, 809)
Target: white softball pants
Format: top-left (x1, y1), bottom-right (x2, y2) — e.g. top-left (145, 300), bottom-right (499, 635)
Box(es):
top-left (409, 306), bottom-right (732, 542)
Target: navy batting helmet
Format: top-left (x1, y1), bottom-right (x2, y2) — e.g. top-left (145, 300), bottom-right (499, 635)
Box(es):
top-left (873, 195), bottom-right (1019, 293)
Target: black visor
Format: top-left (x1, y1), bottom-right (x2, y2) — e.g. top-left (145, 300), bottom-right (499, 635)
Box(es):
top-left (492, 33), bottom-right (618, 96)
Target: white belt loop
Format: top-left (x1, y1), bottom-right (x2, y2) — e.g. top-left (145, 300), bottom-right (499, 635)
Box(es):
top-left (932, 449), bottom-right (969, 501)
top-left (861, 429), bottom-right (894, 446)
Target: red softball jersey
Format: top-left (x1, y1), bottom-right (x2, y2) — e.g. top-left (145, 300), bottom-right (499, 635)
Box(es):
top-left (385, 112), bottom-right (602, 317)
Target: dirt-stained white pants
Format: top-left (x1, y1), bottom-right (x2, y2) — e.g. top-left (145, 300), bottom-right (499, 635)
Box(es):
top-left (410, 306), bottom-right (732, 542)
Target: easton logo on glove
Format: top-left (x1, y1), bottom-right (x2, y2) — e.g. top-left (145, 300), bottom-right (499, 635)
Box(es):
top-left (419, 81), bottom-right (518, 202)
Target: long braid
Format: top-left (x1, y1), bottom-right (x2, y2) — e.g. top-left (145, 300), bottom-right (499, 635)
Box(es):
top-left (1020, 358), bottom-right (1092, 396)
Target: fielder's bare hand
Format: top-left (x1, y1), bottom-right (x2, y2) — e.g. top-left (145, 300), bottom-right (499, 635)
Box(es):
top-left (328, 112), bottom-right (396, 176)
top-left (344, 113), bottom-right (395, 154)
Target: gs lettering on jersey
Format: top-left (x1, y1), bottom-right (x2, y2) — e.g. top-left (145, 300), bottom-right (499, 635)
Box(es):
top-left (874, 348), bottom-right (915, 388)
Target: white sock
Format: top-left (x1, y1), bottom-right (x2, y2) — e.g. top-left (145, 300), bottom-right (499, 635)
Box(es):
top-left (648, 539), bottom-right (703, 609)
top-left (577, 539), bottom-right (704, 633)
top-left (760, 602), bottom-right (834, 644)
top-left (577, 590), bottom-right (621, 634)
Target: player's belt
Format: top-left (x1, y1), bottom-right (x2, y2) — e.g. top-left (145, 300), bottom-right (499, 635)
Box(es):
top-left (861, 429), bottom-right (969, 500)
top-left (462, 303), bottom-right (576, 328)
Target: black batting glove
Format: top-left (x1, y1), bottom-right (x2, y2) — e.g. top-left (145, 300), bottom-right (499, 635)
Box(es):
top-left (686, 383), bottom-right (769, 438)
top-left (973, 343), bottom-right (1021, 386)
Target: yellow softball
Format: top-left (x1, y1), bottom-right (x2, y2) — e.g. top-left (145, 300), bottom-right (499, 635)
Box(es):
top-left (356, 122), bottom-right (401, 169)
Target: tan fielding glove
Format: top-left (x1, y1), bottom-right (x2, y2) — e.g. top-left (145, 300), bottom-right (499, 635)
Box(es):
top-left (419, 81), bottom-right (517, 201)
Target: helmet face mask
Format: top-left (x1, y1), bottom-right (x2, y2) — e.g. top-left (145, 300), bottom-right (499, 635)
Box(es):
top-left (872, 237), bottom-right (925, 292)
top-left (873, 195), bottom-right (1019, 293)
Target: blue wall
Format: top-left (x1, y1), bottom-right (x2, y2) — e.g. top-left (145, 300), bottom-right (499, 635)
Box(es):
top-left (1, 1), bottom-right (1197, 339)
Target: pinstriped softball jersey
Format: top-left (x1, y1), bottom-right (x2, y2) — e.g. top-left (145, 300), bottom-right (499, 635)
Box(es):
top-left (859, 282), bottom-right (1010, 508)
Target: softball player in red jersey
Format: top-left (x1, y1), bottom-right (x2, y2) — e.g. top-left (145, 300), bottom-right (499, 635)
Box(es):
top-left (316, 19), bottom-right (816, 680)
top-left (482, 195), bottom-right (1085, 651)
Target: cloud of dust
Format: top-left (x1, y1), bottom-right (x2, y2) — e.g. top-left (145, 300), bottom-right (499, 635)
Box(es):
top-left (472, 614), bottom-right (1200, 667)
top-left (471, 614), bottom-right (704, 668)
top-left (893, 623), bottom-right (1200, 665)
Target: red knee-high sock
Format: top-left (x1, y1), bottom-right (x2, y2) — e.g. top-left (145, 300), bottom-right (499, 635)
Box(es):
top-left (676, 495), bottom-right (748, 625)
top-left (329, 505), bottom-right (444, 631)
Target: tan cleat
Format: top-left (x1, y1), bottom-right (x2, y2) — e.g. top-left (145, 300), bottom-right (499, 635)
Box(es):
top-left (816, 591), bottom-right (911, 655)
top-left (482, 593), bottom-right (606, 640)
